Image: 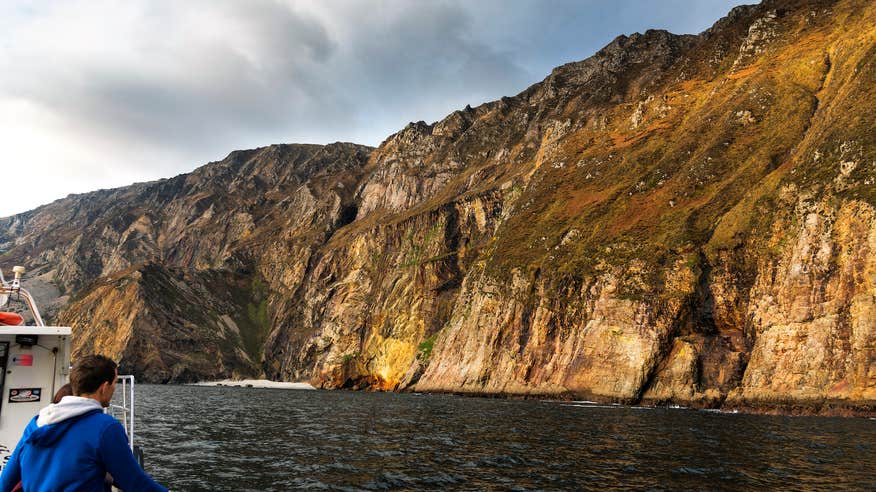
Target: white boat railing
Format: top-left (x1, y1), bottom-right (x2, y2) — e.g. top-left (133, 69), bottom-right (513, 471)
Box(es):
top-left (107, 375), bottom-right (136, 451)
top-left (0, 266), bottom-right (45, 326)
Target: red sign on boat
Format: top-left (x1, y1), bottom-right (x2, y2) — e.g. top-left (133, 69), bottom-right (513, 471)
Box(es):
top-left (12, 354), bottom-right (33, 366)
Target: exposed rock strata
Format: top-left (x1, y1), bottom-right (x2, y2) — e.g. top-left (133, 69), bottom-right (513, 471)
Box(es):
top-left (0, 0), bottom-right (874, 415)
top-left (2, 143), bottom-right (372, 381)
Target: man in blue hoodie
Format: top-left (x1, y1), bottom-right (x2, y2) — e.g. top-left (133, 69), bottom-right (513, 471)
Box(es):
top-left (0, 355), bottom-right (167, 492)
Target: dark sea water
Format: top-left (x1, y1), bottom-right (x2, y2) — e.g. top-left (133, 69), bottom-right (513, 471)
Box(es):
top-left (130, 385), bottom-right (875, 491)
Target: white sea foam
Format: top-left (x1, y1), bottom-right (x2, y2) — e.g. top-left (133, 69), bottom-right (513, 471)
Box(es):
top-left (191, 379), bottom-right (316, 390)
top-left (703, 408), bottom-right (739, 415)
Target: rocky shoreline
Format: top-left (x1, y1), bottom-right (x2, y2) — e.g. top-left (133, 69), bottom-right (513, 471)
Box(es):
top-left (415, 389), bottom-right (876, 418)
top-left (191, 379), bottom-right (316, 390)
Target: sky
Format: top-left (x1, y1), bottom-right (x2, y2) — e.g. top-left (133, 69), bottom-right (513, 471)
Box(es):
top-left (0, 0), bottom-right (745, 218)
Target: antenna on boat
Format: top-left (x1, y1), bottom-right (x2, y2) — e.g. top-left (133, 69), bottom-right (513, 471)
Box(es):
top-left (11, 266), bottom-right (25, 291)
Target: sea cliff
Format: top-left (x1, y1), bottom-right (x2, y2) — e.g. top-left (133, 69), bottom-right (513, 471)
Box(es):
top-left (1, 0), bottom-right (873, 415)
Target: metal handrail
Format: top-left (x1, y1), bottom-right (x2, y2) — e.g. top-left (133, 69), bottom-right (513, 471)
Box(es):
top-left (108, 375), bottom-right (136, 450)
top-left (0, 266), bottom-right (45, 326)
top-left (0, 287), bottom-right (45, 327)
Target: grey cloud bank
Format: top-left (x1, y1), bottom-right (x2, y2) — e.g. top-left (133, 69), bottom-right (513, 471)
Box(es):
top-left (0, 0), bottom-right (743, 217)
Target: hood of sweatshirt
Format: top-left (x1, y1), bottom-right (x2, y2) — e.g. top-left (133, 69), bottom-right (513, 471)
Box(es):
top-left (27, 396), bottom-right (103, 447)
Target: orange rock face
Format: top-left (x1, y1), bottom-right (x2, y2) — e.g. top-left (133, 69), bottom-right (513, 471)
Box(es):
top-left (1, 0), bottom-right (874, 414)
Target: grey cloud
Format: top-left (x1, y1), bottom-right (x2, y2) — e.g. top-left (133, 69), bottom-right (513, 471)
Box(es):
top-left (3, 0), bottom-right (743, 155)
top-left (458, 0), bottom-right (745, 77)
top-left (319, 1), bottom-right (531, 131)
top-left (0, 0), bottom-right (360, 173)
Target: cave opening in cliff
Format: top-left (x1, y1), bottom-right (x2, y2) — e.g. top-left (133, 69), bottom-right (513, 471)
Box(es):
top-left (337, 204), bottom-right (359, 228)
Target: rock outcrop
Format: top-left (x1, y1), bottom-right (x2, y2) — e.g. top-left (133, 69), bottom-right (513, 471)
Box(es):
top-left (2, 143), bottom-right (372, 381)
top-left (1, 0), bottom-right (873, 415)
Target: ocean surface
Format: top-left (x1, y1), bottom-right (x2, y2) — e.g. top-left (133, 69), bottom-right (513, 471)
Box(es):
top-left (129, 385), bottom-right (875, 491)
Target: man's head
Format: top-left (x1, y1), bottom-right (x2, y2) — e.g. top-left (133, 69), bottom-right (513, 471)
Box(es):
top-left (70, 355), bottom-right (118, 407)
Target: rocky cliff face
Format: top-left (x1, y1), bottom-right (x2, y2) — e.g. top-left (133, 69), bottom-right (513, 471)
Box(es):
top-left (1, 0), bottom-right (873, 414)
top-left (2, 143), bottom-right (372, 382)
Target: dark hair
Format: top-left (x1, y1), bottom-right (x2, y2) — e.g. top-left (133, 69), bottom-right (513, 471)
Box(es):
top-left (70, 355), bottom-right (117, 395)
top-left (52, 383), bottom-right (73, 403)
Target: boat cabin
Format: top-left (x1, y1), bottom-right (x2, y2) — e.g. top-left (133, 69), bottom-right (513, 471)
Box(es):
top-left (0, 325), bottom-right (71, 468)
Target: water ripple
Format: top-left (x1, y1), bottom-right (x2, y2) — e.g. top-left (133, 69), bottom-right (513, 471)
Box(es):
top-left (126, 386), bottom-right (876, 491)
